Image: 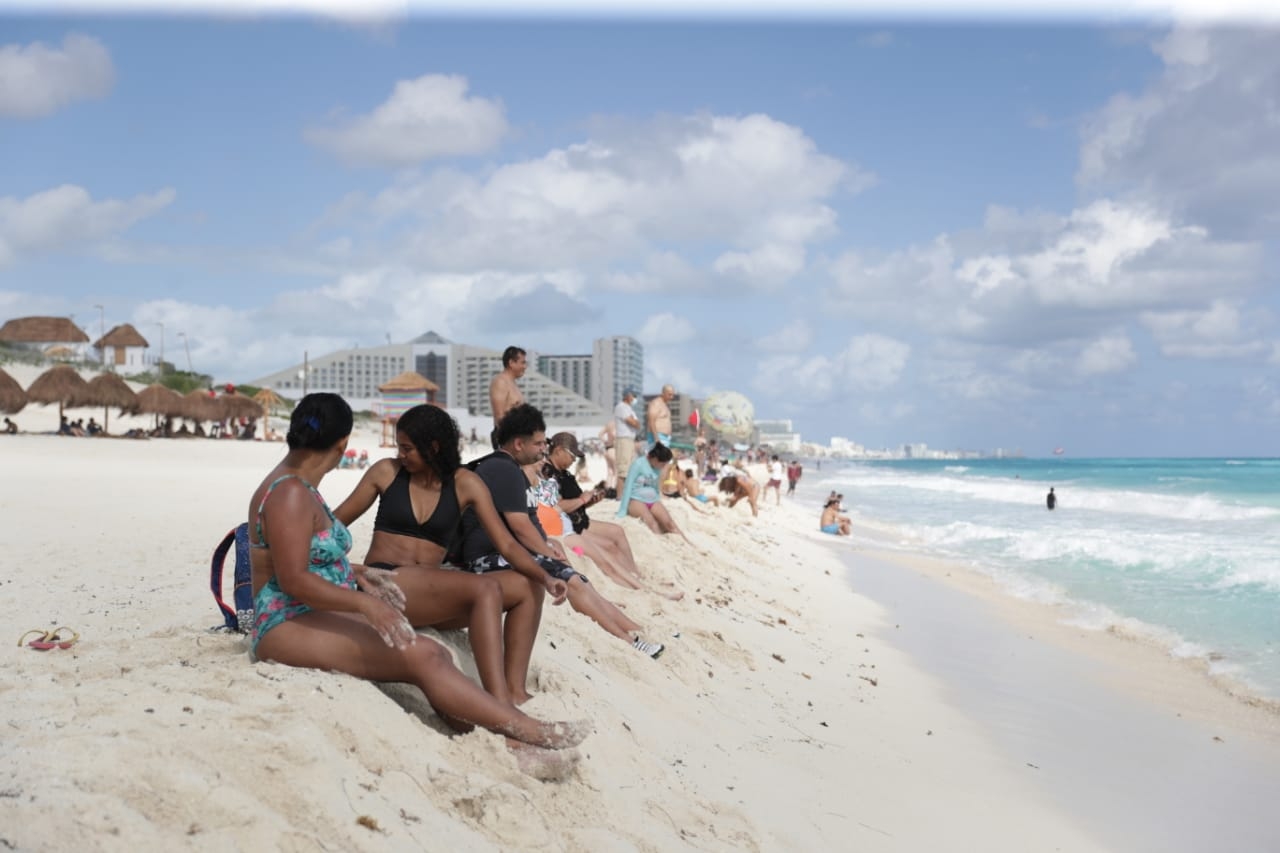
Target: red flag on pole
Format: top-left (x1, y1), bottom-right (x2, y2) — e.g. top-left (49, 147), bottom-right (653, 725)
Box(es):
top-left (689, 409), bottom-right (700, 429)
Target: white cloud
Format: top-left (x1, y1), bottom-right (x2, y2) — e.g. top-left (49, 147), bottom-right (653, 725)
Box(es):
top-left (0, 184), bottom-right (175, 266)
top-left (305, 74), bottom-right (507, 167)
top-left (333, 111), bottom-right (858, 289)
top-left (0, 34), bottom-right (114, 118)
top-left (825, 200), bottom-right (1263, 349)
top-left (1139, 299), bottom-right (1273, 359)
top-left (753, 333), bottom-right (909, 401)
top-left (636, 312), bottom-right (697, 346)
top-left (758, 318), bottom-right (814, 353)
top-left (1076, 332), bottom-right (1137, 376)
top-left (1077, 27), bottom-right (1280, 239)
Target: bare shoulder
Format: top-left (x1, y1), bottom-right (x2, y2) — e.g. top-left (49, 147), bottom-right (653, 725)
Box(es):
top-left (364, 458), bottom-right (401, 486)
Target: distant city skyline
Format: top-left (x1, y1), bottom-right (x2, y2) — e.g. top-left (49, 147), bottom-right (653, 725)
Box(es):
top-left (2, 13), bottom-right (1279, 455)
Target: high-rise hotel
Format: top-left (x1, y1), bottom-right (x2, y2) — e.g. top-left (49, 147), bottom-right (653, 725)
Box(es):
top-left (250, 332), bottom-right (644, 425)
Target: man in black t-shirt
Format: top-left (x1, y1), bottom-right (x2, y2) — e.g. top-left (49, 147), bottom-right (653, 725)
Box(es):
top-left (458, 406), bottom-right (665, 658)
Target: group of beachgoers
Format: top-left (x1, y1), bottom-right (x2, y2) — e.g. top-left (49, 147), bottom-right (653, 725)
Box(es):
top-left (247, 391), bottom-right (716, 777)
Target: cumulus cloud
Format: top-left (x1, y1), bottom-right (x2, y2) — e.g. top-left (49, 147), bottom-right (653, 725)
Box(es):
top-left (332, 112), bottom-right (859, 289)
top-left (1077, 27), bottom-right (1280, 239)
top-left (758, 318), bottom-right (814, 354)
top-left (753, 333), bottom-right (910, 402)
top-left (825, 200), bottom-right (1263, 349)
top-left (1139, 299), bottom-right (1273, 359)
top-left (305, 74), bottom-right (507, 167)
top-left (1076, 332), bottom-right (1137, 376)
top-left (0, 184), bottom-right (176, 266)
top-left (0, 34), bottom-right (114, 118)
top-left (637, 312), bottom-right (697, 346)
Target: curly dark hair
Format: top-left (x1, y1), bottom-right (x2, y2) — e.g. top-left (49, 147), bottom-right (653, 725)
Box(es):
top-left (495, 403), bottom-right (546, 447)
top-left (286, 393), bottom-right (352, 451)
top-left (395, 404), bottom-right (462, 481)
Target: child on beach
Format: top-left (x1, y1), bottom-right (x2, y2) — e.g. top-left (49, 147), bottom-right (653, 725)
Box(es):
top-left (247, 393), bottom-right (586, 769)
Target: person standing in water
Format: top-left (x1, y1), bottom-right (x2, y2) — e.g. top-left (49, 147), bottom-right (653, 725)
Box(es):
top-left (1046, 487), bottom-right (1056, 510)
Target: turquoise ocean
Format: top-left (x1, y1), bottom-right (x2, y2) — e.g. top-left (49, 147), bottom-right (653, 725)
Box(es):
top-left (804, 457), bottom-right (1280, 701)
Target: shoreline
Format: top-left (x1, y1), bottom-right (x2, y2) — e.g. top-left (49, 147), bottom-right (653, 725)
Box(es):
top-left (832, 535), bottom-right (1280, 852)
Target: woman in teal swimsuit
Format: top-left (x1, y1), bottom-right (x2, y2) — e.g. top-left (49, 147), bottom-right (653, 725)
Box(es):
top-left (248, 393), bottom-right (586, 761)
top-left (616, 443), bottom-right (698, 548)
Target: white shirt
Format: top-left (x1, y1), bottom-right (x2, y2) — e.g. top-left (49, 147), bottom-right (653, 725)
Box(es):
top-left (769, 461), bottom-right (785, 481)
top-left (614, 400), bottom-right (638, 439)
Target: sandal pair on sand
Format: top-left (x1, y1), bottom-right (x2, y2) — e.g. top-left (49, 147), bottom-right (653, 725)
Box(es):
top-left (17, 627), bottom-right (79, 651)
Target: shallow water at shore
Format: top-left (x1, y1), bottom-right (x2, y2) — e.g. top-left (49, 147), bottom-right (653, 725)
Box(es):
top-left (803, 457), bottom-right (1280, 701)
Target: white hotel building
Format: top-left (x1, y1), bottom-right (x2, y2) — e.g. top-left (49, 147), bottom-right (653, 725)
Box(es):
top-left (249, 332), bottom-right (640, 425)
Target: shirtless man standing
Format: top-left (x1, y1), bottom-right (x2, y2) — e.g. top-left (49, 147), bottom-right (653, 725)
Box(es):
top-left (646, 384), bottom-right (675, 450)
top-left (489, 346), bottom-right (527, 448)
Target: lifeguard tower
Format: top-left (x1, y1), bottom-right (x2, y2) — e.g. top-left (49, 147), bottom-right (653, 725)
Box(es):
top-left (377, 371), bottom-right (440, 446)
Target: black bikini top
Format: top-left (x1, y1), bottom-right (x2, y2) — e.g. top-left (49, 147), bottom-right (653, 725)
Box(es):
top-left (373, 467), bottom-right (459, 548)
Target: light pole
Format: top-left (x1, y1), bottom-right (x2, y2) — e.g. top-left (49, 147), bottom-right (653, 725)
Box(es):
top-left (155, 322), bottom-right (165, 372)
top-left (94, 304), bottom-right (105, 365)
top-left (178, 332), bottom-right (193, 374)
top-left (299, 350), bottom-right (310, 395)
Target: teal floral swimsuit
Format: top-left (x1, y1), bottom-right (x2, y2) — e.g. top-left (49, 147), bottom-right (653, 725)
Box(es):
top-left (250, 474), bottom-right (355, 655)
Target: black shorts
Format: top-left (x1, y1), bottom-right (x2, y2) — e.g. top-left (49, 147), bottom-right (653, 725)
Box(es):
top-left (466, 552), bottom-right (586, 584)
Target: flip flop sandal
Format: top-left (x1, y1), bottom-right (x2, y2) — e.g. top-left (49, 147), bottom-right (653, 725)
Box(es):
top-left (46, 627), bottom-right (80, 650)
top-left (18, 629), bottom-right (52, 650)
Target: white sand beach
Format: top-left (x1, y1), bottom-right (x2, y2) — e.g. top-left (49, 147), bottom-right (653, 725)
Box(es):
top-left (3, 365), bottom-right (1279, 851)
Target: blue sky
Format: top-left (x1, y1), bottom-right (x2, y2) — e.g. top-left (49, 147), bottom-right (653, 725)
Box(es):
top-left (2, 6), bottom-right (1279, 456)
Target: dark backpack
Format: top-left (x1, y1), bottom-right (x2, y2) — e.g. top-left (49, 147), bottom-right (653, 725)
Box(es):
top-left (211, 523), bottom-right (254, 632)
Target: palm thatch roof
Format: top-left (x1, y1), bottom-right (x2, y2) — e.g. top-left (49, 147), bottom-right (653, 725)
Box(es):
top-left (0, 316), bottom-right (89, 343)
top-left (378, 371), bottom-right (440, 392)
top-left (218, 392), bottom-right (264, 420)
top-left (0, 368), bottom-right (26, 415)
top-left (84, 372), bottom-right (139, 412)
top-left (182, 389), bottom-right (221, 422)
top-left (26, 365), bottom-right (92, 408)
top-left (93, 323), bottom-right (149, 349)
top-left (44, 345), bottom-right (78, 360)
top-left (136, 384), bottom-right (185, 416)
top-left (253, 387), bottom-right (286, 411)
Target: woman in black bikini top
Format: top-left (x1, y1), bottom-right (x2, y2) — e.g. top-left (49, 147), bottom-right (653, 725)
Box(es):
top-left (334, 404), bottom-right (566, 707)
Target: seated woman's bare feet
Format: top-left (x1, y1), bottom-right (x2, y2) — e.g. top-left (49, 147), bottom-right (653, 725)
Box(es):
top-left (510, 689), bottom-right (534, 706)
top-left (543, 719), bottom-right (592, 749)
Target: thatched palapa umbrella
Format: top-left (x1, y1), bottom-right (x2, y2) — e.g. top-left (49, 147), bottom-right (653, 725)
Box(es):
top-left (182, 389), bottom-right (221, 425)
top-left (218, 392), bottom-right (264, 422)
top-left (84, 372), bottom-right (139, 433)
top-left (135, 383), bottom-right (184, 433)
top-left (0, 368), bottom-right (27, 415)
top-left (25, 365), bottom-right (91, 422)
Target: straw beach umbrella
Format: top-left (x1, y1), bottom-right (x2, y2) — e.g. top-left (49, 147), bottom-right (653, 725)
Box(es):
top-left (0, 368), bottom-right (27, 415)
top-left (136, 383), bottom-right (185, 416)
top-left (25, 365), bottom-right (91, 421)
top-left (135, 383), bottom-right (185, 433)
top-left (182, 389), bottom-right (221, 425)
top-left (84, 372), bottom-right (139, 433)
top-left (218, 392), bottom-right (264, 422)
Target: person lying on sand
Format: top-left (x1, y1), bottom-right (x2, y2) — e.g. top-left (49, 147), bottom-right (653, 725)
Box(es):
top-left (248, 393), bottom-right (586, 774)
top-left (680, 468), bottom-right (720, 507)
top-left (334, 404), bottom-right (566, 706)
